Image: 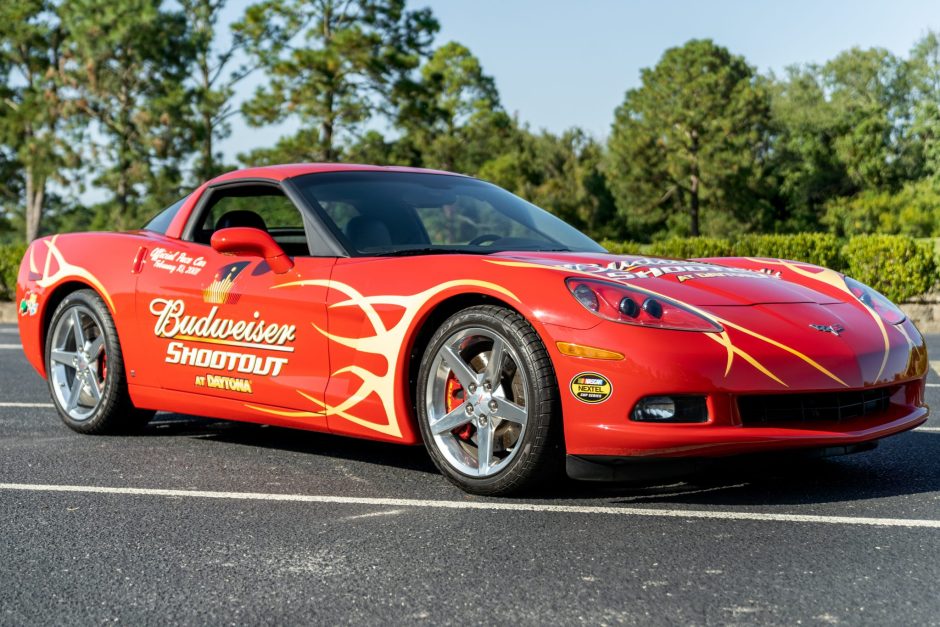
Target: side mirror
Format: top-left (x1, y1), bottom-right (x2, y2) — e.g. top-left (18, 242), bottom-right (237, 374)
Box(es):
top-left (210, 227), bottom-right (294, 274)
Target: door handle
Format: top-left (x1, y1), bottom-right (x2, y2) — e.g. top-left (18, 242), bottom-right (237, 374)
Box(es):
top-left (132, 246), bottom-right (147, 274)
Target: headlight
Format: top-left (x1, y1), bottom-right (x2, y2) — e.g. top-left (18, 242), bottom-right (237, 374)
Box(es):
top-left (844, 277), bottom-right (906, 325)
top-left (565, 278), bottom-right (722, 332)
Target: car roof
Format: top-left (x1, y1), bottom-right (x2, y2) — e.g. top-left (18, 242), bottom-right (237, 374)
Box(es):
top-left (207, 163), bottom-right (466, 185)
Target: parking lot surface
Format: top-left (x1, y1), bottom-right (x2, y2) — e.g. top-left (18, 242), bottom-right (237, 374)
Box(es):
top-left (1, 323), bottom-right (938, 625)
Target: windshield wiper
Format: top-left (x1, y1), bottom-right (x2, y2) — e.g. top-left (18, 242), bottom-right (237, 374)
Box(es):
top-left (375, 246), bottom-right (573, 257)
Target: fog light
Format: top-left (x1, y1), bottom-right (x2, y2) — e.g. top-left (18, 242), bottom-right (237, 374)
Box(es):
top-left (632, 395), bottom-right (708, 423)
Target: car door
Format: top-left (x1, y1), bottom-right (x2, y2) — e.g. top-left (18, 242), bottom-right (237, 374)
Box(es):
top-left (134, 180), bottom-right (334, 418)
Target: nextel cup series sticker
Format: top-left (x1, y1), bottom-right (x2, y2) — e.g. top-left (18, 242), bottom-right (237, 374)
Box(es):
top-left (570, 372), bottom-right (612, 404)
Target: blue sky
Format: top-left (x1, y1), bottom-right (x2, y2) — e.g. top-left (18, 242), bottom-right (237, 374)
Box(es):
top-left (218, 0), bottom-right (940, 161)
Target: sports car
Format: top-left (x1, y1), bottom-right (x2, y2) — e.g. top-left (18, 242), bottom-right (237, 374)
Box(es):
top-left (15, 164), bottom-right (930, 495)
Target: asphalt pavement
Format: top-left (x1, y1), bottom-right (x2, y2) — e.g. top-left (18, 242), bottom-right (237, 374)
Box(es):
top-left (1, 322), bottom-right (938, 625)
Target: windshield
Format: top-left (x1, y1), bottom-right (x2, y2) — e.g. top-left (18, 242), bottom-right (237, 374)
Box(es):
top-left (291, 171), bottom-right (605, 256)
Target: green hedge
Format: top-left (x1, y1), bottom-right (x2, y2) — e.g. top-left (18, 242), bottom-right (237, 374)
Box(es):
top-left (842, 235), bottom-right (938, 303)
top-left (0, 244), bottom-right (25, 301)
top-left (600, 233), bottom-right (937, 303)
top-left (734, 233), bottom-right (843, 270)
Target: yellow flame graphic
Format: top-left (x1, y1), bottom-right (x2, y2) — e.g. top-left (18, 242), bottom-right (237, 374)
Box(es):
top-left (488, 259), bottom-right (848, 388)
top-left (745, 257), bottom-right (892, 382)
top-left (32, 236), bottom-right (115, 312)
top-left (258, 279), bottom-right (519, 438)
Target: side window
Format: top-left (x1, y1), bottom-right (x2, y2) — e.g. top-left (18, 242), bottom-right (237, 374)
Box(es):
top-left (190, 185), bottom-right (311, 256)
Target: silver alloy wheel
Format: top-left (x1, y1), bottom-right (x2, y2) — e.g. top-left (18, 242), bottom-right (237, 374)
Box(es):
top-left (424, 326), bottom-right (529, 477)
top-left (49, 304), bottom-right (107, 422)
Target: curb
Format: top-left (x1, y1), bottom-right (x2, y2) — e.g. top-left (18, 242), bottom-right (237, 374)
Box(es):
top-left (0, 302), bottom-right (16, 324)
top-left (901, 302), bottom-right (940, 334)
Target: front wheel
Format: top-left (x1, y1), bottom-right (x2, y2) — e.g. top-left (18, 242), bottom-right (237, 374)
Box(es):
top-left (45, 289), bottom-right (154, 434)
top-left (416, 305), bottom-right (562, 495)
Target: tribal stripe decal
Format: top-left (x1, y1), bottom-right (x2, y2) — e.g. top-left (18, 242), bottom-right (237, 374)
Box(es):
top-left (256, 279), bottom-right (519, 438)
top-left (30, 236), bottom-right (115, 312)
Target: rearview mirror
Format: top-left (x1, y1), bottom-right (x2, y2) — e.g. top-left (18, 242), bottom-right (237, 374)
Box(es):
top-left (210, 227), bottom-right (294, 274)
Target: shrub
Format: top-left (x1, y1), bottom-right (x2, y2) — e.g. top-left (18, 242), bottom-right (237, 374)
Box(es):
top-left (600, 233), bottom-right (939, 302)
top-left (822, 181), bottom-right (940, 238)
top-left (735, 233), bottom-right (843, 269)
top-left (0, 244), bottom-right (26, 301)
top-left (598, 239), bottom-right (644, 255)
top-left (842, 235), bottom-right (938, 303)
top-left (644, 237), bottom-right (734, 259)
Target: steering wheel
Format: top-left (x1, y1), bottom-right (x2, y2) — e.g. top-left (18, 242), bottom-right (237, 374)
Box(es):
top-left (468, 233), bottom-right (502, 246)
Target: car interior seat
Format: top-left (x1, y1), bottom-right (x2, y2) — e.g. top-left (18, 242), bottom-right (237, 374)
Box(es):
top-left (215, 210), bottom-right (268, 232)
top-left (346, 215), bottom-right (392, 251)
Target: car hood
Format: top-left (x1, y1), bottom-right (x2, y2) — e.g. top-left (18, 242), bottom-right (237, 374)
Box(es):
top-left (491, 251), bottom-right (846, 307)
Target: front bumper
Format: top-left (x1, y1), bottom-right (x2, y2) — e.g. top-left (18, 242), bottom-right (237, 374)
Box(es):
top-left (565, 395), bottom-right (928, 460)
top-left (541, 312), bottom-right (930, 460)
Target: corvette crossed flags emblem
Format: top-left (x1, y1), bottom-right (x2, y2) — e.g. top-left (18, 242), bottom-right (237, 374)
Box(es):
top-left (809, 323), bottom-right (845, 336)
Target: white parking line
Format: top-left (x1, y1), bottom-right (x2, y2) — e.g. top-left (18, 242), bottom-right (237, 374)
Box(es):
top-left (0, 329), bottom-right (17, 334)
top-left (1, 482), bottom-right (939, 529)
top-left (0, 402), bottom-right (53, 408)
top-left (918, 427), bottom-right (940, 433)
top-left (0, 344), bottom-right (22, 349)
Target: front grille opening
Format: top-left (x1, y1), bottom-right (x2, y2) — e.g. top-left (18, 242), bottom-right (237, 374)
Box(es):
top-left (737, 387), bottom-right (895, 426)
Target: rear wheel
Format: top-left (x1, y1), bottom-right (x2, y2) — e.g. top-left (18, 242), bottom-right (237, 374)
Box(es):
top-left (416, 305), bottom-right (562, 495)
top-left (45, 289), bottom-right (153, 434)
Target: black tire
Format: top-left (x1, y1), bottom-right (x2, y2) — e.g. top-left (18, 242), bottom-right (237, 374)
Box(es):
top-left (44, 289), bottom-right (154, 434)
top-left (416, 305), bottom-right (562, 495)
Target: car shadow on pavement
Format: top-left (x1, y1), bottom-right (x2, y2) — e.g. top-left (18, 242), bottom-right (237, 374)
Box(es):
top-left (145, 413), bottom-right (439, 476)
top-left (143, 414), bottom-right (939, 506)
top-left (550, 432), bottom-right (940, 507)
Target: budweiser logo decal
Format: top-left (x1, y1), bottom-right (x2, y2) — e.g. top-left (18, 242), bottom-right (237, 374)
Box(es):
top-left (149, 299), bottom-right (296, 350)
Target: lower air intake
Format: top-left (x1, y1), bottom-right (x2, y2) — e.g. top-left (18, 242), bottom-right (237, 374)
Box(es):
top-left (737, 387), bottom-right (895, 426)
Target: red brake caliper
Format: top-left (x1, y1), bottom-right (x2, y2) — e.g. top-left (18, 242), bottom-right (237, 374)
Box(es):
top-left (445, 372), bottom-right (473, 441)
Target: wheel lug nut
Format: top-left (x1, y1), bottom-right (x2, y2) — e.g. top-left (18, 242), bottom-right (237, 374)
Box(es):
top-left (465, 403), bottom-right (474, 414)
top-left (489, 400), bottom-right (498, 412)
top-left (484, 382), bottom-right (492, 391)
top-left (468, 384), bottom-right (476, 394)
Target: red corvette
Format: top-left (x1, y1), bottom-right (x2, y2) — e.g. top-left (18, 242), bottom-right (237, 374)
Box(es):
top-left (15, 164), bottom-right (930, 494)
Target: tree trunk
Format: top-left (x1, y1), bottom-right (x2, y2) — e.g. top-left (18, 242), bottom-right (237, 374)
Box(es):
top-left (689, 130), bottom-right (700, 237)
top-left (202, 108), bottom-right (213, 178)
top-left (23, 121), bottom-right (45, 242)
top-left (24, 166), bottom-right (44, 242)
top-left (322, 115), bottom-right (335, 161)
top-left (321, 3), bottom-right (336, 162)
top-left (201, 51), bottom-right (213, 179)
top-left (117, 71), bottom-right (132, 228)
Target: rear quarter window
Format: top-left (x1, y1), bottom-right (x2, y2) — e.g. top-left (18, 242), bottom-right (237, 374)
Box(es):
top-left (143, 195), bottom-right (189, 234)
